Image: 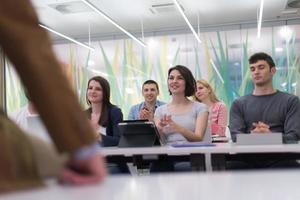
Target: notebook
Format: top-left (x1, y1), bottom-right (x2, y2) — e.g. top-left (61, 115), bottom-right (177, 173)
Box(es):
top-left (171, 142), bottom-right (216, 148)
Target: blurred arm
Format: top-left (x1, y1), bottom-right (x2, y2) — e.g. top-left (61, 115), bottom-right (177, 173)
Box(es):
top-left (0, 0), bottom-right (95, 153)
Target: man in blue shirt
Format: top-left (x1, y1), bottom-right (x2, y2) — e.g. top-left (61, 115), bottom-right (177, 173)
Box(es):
top-left (128, 80), bottom-right (165, 121)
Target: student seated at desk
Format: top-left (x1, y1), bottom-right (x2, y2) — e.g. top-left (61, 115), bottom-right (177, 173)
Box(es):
top-left (128, 80), bottom-right (165, 121)
top-left (153, 65), bottom-right (209, 172)
top-left (155, 65), bottom-right (209, 144)
top-left (230, 52), bottom-right (300, 143)
top-left (85, 76), bottom-right (123, 147)
top-left (228, 52), bottom-right (300, 169)
top-left (194, 79), bottom-right (228, 139)
top-left (85, 76), bottom-right (128, 174)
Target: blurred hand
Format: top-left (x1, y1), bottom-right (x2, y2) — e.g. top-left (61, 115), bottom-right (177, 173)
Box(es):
top-left (90, 121), bottom-right (100, 130)
top-left (251, 121), bottom-right (271, 133)
top-left (160, 116), bottom-right (181, 134)
top-left (158, 114), bottom-right (171, 127)
top-left (58, 154), bottom-right (107, 185)
top-left (139, 107), bottom-right (154, 121)
top-left (88, 119), bottom-right (103, 141)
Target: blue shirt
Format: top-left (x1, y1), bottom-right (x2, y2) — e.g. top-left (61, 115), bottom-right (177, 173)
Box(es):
top-left (128, 100), bottom-right (165, 120)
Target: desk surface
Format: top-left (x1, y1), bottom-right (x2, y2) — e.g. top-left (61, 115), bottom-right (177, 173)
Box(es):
top-left (1, 170), bottom-right (300, 200)
top-left (101, 143), bottom-right (300, 156)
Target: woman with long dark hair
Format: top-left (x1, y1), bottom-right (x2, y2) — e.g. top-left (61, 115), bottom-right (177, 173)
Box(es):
top-left (86, 76), bottom-right (123, 147)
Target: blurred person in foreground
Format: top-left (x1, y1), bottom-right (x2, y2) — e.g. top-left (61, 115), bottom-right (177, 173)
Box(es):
top-left (0, 0), bottom-right (106, 193)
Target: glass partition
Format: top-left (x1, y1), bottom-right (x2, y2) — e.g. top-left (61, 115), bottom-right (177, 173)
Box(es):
top-left (5, 24), bottom-right (300, 118)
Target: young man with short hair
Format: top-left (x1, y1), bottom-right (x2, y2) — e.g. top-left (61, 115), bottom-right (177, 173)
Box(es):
top-left (230, 52), bottom-right (300, 143)
top-left (128, 80), bottom-right (165, 121)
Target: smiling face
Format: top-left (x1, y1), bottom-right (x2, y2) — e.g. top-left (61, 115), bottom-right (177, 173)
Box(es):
top-left (168, 69), bottom-right (186, 95)
top-left (142, 83), bottom-right (159, 104)
top-left (195, 82), bottom-right (211, 102)
top-left (250, 60), bottom-right (276, 87)
top-left (87, 80), bottom-right (103, 104)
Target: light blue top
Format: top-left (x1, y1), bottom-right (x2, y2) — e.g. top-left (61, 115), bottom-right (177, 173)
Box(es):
top-left (154, 101), bottom-right (208, 144)
top-left (128, 100), bottom-right (165, 120)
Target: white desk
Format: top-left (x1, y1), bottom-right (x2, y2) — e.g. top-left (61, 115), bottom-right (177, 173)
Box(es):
top-left (101, 143), bottom-right (300, 155)
top-left (101, 143), bottom-right (300, 171)
top-left (1, 170), bottom-right (300, 200)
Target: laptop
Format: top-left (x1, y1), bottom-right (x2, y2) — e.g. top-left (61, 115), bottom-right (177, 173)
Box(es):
top-left (118, 120), bottom-right (166, 147)
top-left (236, 133), bottom-right (283, 145)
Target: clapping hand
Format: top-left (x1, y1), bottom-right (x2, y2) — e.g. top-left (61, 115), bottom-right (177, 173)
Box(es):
top-left (139, 107), bottom-right (154, 121)
top-left (251, 121), bottom-right (271, 133)
top-left (59, 153), bottom-right (107, 185)
top-left (158, 115), bottom-right (181, 134)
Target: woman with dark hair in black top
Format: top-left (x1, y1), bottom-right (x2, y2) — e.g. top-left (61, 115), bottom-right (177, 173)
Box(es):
top-left (86, 76), bottom-right (123, 147)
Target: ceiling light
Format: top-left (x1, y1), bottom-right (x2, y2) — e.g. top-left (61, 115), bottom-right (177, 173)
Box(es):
top-left (39, 24), bottom-right (95, 51)
top-left (81, 0), bottom-right (146, 47)
top-left (49, 1), bottom-right (92, 14)
top-left (173, 0), bottom-right (201, 44)
top-left (147, 39), bottom-right (158, 49)
top-left (88, 60), bottom-right (95, 66)
top-left (257, 0), bottom-right (264, 38)
top-left (275, 47), bottom-right (283, 52)
top-left (150, 3), bottom-right (178, 14)
top-left (281, 9), bottom-right (298, 15)
top-left (280, 26), bottom-right (293, 41)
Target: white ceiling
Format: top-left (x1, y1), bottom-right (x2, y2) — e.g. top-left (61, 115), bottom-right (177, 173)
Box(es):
top-left (31, 0), bottom-right (300, 42)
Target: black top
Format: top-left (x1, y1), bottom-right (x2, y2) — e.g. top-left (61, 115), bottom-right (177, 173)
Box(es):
top-left (86, 105), bottom-right (123, 146)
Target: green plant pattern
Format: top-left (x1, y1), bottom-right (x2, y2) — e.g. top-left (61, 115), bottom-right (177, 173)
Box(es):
top-left (6, 27), bottom-right (300, 119)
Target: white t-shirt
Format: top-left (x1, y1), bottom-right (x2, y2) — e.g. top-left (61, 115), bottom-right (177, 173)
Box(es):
top-left (9, 106), bottom-right (52, 143)
top-left (155, 101), bottom-right (209, 144)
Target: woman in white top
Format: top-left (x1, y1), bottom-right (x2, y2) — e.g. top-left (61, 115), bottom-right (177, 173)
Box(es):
top-left (155, 65), bottom-right (209, 144)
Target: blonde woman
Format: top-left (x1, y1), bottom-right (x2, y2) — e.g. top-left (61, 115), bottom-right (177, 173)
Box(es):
top-left (194, 79), bottom-right (228, 137)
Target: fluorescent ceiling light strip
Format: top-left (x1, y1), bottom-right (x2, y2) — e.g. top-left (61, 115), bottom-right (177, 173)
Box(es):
top-left (81, 0), bottom-right (146, 47)
top-left (173, 0), bottom-right (201, 44)
top-left (39, 24), bottom-right (95, 51)
top-left (210, 59), bottom-right (224, 84)
top-left (257, 0), bottom-right (264, 38)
